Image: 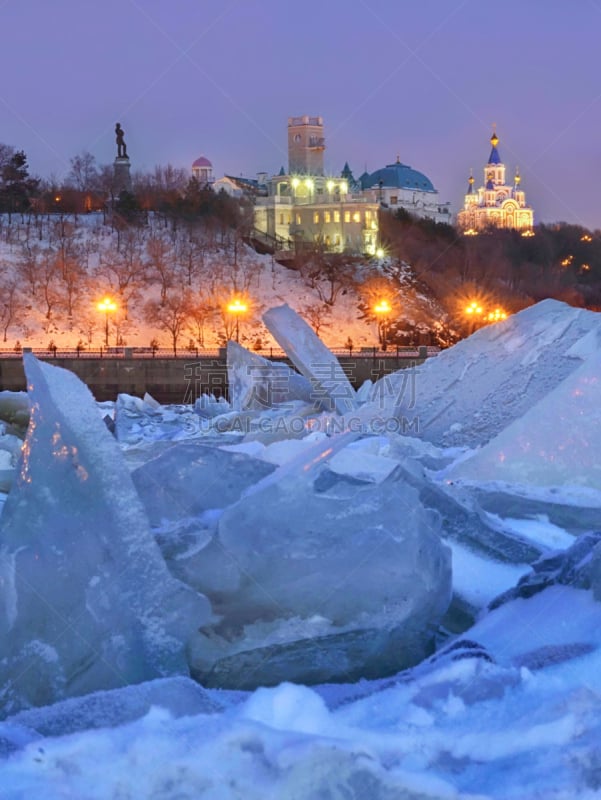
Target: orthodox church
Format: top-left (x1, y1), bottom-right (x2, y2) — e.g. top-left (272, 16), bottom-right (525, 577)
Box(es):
top-left (457, 130), bottom-right (534, 232)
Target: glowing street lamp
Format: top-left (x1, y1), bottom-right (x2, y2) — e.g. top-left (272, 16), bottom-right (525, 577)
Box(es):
top-left (465, 300), bottom-right (483, 317)
top-left (227, 298), bottom-right (248, 343)
top-left (374, 299), bottom-right (392, 351)
top-left (97, 297), bottom-right (117, 347)
top-left (486, 307), bottom-right (508, 323)
top-left (464, 300), bottom-right (484, 334)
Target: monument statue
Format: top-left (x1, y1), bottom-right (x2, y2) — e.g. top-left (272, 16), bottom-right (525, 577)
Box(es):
top-left (115, 123), bottom-right (127, 159)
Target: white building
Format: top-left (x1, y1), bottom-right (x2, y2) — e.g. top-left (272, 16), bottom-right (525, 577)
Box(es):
top-left (191, 155), bottom-right (214, 187)
top-left (457, 130), bottom-right (534, 232)
top-left (254, 116), bottom-right (380, 255)
top-left (359, 157), bottom-right (451, 223)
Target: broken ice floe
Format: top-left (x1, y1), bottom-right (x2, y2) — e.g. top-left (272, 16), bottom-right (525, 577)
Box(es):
top-left (0, 356), bottom-right (211, 715)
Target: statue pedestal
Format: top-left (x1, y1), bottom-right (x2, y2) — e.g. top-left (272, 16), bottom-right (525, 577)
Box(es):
top-left (113, 157), bottom-right (132, 195)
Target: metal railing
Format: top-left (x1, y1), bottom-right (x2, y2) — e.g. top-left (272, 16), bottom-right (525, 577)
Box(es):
top-left (0, 346), bottom-right (439, 361)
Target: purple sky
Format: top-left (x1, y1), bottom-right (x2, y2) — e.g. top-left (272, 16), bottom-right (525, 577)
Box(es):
top-left (1, 0), bottom-right (600, 228)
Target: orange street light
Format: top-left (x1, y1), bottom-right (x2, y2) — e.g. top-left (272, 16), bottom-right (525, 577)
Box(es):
top-left (374, 299), bottom-right (392, 351)
top-left (97, 297), bottom-right (117, 347)
top-left (464, 300), bottom-right (484, 334)
top-left (465, 300), bottom-right (484, 316)
top-left (486, 307), bottom-right (508, 323)
top-left (227, 298), bottom-right (248, 342)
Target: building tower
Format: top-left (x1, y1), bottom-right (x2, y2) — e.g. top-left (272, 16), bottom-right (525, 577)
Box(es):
top-left (191, 155), bottom-right (214, 187)
top-left (288, 115), bottom-right (325, 175)
top-left (457, 128), bottom-right (534, 232)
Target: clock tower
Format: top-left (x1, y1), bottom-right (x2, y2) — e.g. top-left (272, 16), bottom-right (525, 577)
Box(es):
top-left (288, 115), bottom-right (325, 175)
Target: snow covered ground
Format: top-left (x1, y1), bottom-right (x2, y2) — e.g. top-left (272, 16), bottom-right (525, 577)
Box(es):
top-left (0, 299), bottom-right (600, 798)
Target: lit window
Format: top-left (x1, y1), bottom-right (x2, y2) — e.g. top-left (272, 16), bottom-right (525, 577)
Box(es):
top-left (279, 213), bottom-right (284, 225)
top-left (287, 214), bottom-right (291, 224)
top-left (334, 211), bottom-right (340, 223)
top-left (365, 210), bottom-right (371, 221)
top-left (344, 211), bottom-right (351, 223)
top-left (296, 214), bottom-right (301, 225)
top-left (313, 212), bottom-right (320, 224)
top-left (353, 212), bottom-right (361, 223)
top-left (324, 211), bottom-right (331, 223)
top-left (334, 234), bottom-right (341, 245)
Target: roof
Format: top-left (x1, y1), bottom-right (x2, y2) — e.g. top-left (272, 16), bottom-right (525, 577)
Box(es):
top-left (488, 132), bottom-right (501, 165)
top-left (360, 161), bottom-right (436, 193)
top-left (192, 156), bottom-right (212, 168)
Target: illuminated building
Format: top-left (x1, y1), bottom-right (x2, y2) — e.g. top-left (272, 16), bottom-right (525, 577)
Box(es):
top-left (254, 116), bottom-right (380, 255)
top-left (359, 156), bottom-right (451, 223)
top-left (457, 129), bottom-right (534, 232)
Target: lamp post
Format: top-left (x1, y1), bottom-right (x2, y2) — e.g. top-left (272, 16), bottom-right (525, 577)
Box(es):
top-left (464, 300), bottom-right (484, 334)
top-left (374, 299), bottom-right (392, 351)
top-left (227, 298), bottom-right (248, 343)
top-left (97, 297), bottom-right (117, 348)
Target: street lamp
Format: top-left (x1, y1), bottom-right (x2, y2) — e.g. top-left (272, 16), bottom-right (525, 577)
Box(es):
top-left (465, 300), bottom-right (484, 334)
top-left (97, 297), bottom-right (117, 347)
top-left (227, 298), bottom-right (248, 343)
top-left (486, 307), bottom-right (508, 323)
top-left (374, 299), bottom-right (392, 351)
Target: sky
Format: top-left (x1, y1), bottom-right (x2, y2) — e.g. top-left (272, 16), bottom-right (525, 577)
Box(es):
top-left (1, 0), bottom-right (601, 229)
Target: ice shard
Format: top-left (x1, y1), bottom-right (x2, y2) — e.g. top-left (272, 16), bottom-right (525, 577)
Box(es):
top-left (447, 352), bottom-right (601, 491)
top-left (227, 341), bottom-right (314, 411)
top-left (132, 441), bottom-right (275, 527)
top-left (263, 304), bottom-right (358, 415)
top-left (370, 299), bottom-right (601, 447)
top-left (0, 355), bottom-right (211, 716)
top-left (189, 449), bottom-right (452, 687)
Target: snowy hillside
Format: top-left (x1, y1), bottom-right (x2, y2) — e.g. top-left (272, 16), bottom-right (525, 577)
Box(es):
top-left (0, 212), bottom-right (448, 352)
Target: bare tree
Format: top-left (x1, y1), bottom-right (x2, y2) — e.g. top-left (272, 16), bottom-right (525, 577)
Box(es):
top-left (0, 278), bottom-right (26, 342)
top-left (96, 229), bottom-right (147, 318)
top-left (16, 243), bottom-right (41, 297)
top-left (176, 231), bottom-right (206, 287)
top-left (187, 289), bottom-right (216, 348)
top-left (66, 151), bottom-right (99, 193)
top-left (37, 250), bottom-right (62, 326)
top-left (301, 302), bottom-right (332, 336)
top-left (144, 291), bottom-right (192, 355)
top-left (145, 235), bottom-right (176, 304)
top-left (60, 254), bottom-right (88, 320)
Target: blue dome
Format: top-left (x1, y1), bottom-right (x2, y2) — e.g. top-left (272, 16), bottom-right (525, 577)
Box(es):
top-left (360, 162), bottom-right (437, 193)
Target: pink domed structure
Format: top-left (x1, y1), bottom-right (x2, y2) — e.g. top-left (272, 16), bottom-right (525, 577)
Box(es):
top-left (192, 155), bottom-right (214, 186)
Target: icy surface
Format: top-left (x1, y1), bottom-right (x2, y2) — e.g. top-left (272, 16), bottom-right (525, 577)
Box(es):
top-left (382, 299), bottom-right (601, 447)
top-left (263, 303), bottom-right (358, 414)
top-left (3, 676), bottom-right (220, 739)
top-left (0, 356), bottom-right (211, 715)
top-left (2, 586), bottom-right (601, 798)
top-left (227, 340), bottom-right (314, 411)
top-left (0, 391), bottom-right (30, 433)
top-left (114, 393), bottom-right (205, 445)
top-left (0, 301), bottom-right (600, 797)
top-left (447, 351), bottom-right (601, 490)
top-left (188, 453), bottom-right (452, 687)
top-left (132, 441), bottom-right (275, 526)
